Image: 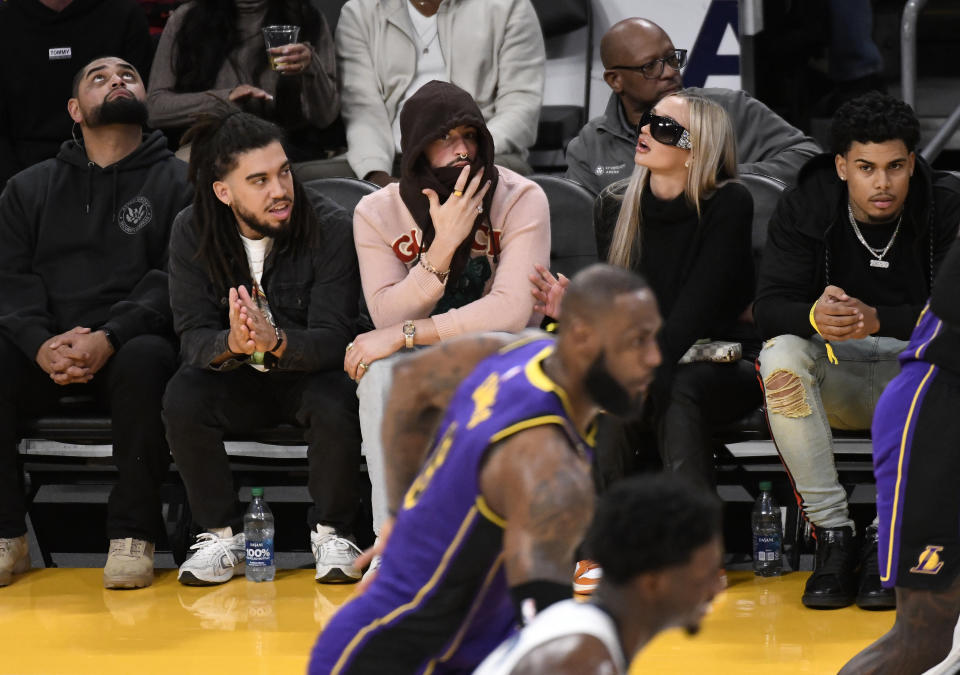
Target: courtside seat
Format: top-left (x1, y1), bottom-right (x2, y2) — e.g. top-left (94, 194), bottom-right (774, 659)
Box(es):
top-left (529, 174), bottom-right (599, 279)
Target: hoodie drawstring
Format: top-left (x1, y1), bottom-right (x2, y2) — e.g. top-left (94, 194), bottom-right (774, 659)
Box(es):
top-left (111, 166), bottom-right (118, 223)
top-left (85, 161), bottom-right (94, 214)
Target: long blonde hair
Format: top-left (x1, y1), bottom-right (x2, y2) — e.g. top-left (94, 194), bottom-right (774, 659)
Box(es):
top-left (606, 92), bottom-right (738, 269)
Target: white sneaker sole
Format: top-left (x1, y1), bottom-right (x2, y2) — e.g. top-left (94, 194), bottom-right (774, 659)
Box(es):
top-left (178, 562), bottom-right (243, 586)
top-left (315, 564), bottom-right (361, 584)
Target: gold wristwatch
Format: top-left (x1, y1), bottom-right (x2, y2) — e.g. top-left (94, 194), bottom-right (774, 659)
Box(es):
top-left (403, 320), bottom-right (416, 349)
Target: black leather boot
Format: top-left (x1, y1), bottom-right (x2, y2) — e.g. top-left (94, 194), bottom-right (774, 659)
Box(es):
top-left (856, 525), bottom-right (897, 610)
top-left (802, 526), bottom-right (858, 609)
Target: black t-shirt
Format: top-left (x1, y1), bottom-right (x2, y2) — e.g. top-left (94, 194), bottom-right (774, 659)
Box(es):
top-left (830, 211), bottom-right (930, 331)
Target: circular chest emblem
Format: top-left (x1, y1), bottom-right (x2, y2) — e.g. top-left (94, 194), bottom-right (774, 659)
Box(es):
top-left (118, 196), bottom-right (153, 234)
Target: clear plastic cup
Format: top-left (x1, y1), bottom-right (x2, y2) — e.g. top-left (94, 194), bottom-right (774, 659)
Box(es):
top-left (262, 25), bottom-right (300, 70)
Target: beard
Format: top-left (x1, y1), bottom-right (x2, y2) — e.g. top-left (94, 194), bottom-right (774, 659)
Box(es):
top-left (584, 350), bottom-right (639, 418)
top-left (87, 95), bottom-right (148, 127)
top-left (234, 198), bottom-right (292, 240)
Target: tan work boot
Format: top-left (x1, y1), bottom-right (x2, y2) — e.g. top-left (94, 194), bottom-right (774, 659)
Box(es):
top-left (104, 538), bottom-right (155, 589)
top-left (0, 536), bottom-right (30, 587)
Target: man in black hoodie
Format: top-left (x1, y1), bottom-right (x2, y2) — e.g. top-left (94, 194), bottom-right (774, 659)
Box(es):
top-left (754, 92), bottom-right (960, 611)
top-left (0, 57), bottom-right (192, 589)
top-left (0, 0), bottom-right (153, 188)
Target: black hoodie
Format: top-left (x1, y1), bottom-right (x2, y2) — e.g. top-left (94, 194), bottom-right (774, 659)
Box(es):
top-left (0, 0), bottom-right (153, 187)
top-left (0, 129), bottom-right (193, 360)
top-left (754, 153), bottom-right (960, 341)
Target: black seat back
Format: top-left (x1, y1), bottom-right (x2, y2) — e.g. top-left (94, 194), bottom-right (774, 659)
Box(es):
top-left (529, 174), bottom-right (598, 279)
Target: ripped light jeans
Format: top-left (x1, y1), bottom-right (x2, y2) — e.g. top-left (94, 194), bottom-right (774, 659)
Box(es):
top-left (757, 334), bottom-right (907, 530)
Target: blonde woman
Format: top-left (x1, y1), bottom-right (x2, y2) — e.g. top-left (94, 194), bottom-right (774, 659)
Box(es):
top-left (534, 92), bottom-right (759, 490)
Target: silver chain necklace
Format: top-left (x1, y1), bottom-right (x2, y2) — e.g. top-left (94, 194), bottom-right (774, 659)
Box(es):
top-left (847, 203), bottom-right (902, 269)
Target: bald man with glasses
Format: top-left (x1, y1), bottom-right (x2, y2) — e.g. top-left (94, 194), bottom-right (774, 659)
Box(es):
top-left (565, 17), bottom-right (820, 196)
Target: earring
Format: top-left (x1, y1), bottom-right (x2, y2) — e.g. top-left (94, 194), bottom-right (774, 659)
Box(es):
top-left (840, 176), bottom-right (846, 181)
top-left (684, 160), bottom-right (690, 168)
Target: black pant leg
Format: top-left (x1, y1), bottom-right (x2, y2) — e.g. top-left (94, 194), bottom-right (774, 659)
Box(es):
top-left (96, 334), bottom-right (177, 542)
top-left (0, 336), bottom-right (71, 537)
top-left (163, 365), bottom-right (282, 531)
top-left (656, 359), bottom-right (762, 486)
top-left (291, 370), bottom-right (361, 534)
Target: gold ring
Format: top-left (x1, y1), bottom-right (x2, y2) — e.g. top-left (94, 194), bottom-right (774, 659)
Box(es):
top-left (453, 190), bottom-right (464, 197)
top-left (345, 342), bottom-right (354, 352)
top-left (358, 361), bottom-right (368, 370)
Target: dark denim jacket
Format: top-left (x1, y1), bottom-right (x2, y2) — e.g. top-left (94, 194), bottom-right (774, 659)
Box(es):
top-left (168, 187), bottom-right (360, 372)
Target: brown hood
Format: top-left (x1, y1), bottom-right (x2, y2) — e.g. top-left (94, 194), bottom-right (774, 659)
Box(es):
top-left (397, 80), bottom-right (499, 282)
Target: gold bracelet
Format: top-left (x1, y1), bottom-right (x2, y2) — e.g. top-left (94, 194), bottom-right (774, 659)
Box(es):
top-left (419, 255), bottom-right (449, 283)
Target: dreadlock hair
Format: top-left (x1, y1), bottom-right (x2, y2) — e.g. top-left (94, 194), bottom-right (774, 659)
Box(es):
top-left (171, 0), bottom-right (321, 93)
top-left (183, 110), bottom-right (321, 294)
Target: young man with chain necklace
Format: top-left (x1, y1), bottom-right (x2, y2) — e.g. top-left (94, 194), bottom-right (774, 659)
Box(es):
top-left (753, 92), bottom-right (960, 611)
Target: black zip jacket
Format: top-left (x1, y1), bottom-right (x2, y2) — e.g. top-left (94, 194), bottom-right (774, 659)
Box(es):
top-left (168, 187), bottom-right (360, 372)
top-left (0, 130), bottom-right (192, 360)
top-left (754, 153), bottom-right (960, 341)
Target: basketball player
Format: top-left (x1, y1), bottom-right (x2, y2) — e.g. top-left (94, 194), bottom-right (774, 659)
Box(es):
top-left (308, 265), bottom-right (662, 674)
top-left (474, 474), bottom-right (724, 675)
top-left (840, 238), bottom-right (960, 675)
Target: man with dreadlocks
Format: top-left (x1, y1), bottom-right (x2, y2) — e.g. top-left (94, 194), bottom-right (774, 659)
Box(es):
top-left (341, 80), bottom-right (550, 570)
top-left (163, 110), bottom-right (364, 586)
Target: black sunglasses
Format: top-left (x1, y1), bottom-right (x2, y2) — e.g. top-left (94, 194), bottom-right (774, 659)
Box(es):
top-left (610, 49), bottom-right (687, 79)
top-left (638, 110), bottom-right (692, 150)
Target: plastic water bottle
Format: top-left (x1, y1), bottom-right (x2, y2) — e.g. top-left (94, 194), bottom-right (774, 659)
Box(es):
top-left (752, 481), bottom-right (783, 576)
top-left (244, 487), bottom-right (275, 582)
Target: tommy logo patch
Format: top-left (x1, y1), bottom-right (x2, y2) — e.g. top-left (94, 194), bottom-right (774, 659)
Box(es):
top-left (117, 196), bottom-right (153, 234)
top-left (49, 47), bottom-right (72, 61)
top-left (910, 545), bottom-right (945, 575)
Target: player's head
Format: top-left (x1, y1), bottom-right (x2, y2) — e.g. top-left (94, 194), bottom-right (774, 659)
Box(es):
top-left (557, 264), bottom-right (662, 417)
top-left (584, 474), bottom-right (724, 635)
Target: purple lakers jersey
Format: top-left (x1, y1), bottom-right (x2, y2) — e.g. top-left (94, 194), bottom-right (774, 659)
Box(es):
top-left (309, 336), bottom-right (594, 675)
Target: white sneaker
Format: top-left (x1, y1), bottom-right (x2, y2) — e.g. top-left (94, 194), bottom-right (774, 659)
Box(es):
top-left (178, 531), bottom-right (246, 586)
top-left (362, 553), bottom-right (382, 582)
top-left (310, 525), bottom-right (361, 583)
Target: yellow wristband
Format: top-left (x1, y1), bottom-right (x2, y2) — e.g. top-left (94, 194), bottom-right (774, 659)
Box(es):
top-left (808, 301), bottom-right (839, 365)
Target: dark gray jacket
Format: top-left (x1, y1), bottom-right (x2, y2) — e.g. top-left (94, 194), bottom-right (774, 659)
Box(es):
top-left (168, 186), bottom-right (360, 372)
top-left (565, 89), bottom-right (821, 195)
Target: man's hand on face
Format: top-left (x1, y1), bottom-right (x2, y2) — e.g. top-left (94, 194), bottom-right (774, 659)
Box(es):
top-left (814, 285), bottom-right (879, 342)
top-left (421, 165), bottom-right (491, 253)
top-left (237, 285), bottom-right (278, 353)
top-left (37, 326), bottom-right (115, 385)
top-left (227, 287), bottom-right (256, 355)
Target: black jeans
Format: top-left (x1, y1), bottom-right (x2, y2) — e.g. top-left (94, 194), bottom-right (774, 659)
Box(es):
top-left (595, 359), bottom-right (762, 489)
top-left (162, 365), bottom-right (361, 534)
top-left (0, 334), bottom-right (177, 541)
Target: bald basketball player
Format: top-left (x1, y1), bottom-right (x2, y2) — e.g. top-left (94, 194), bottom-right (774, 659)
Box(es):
top-left (309, 265), bottom-right (662, 674)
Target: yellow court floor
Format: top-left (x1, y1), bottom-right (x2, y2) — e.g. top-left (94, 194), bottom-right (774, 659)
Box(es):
top-left (1, 569), bottom-right (894, 674)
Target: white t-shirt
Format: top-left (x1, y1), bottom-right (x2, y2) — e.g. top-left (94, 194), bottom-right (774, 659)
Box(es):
top-left (392, 4), bottom-right (447, 151)
top-left (240, 234), bottom-right (272, 286)
top-left (240, 234), bottom-right (274, 371)
top-left (473, 600), bottom-right (627, 675)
